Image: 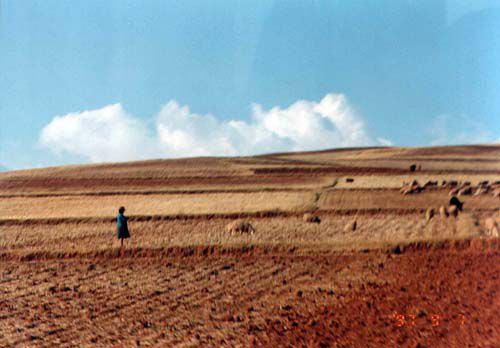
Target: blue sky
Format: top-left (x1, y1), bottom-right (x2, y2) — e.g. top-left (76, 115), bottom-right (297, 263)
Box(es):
top-left (1, 0), bottom-right (500, 169)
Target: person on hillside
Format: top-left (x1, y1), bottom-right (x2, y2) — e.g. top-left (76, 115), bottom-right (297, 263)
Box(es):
top-left (117, 206), bottom-right (130, 247)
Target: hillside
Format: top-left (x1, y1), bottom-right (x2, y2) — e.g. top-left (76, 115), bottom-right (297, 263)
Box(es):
top-left (0, 145), bottom-right (499, 347)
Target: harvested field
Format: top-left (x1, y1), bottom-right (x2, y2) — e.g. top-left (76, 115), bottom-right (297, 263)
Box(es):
top-left (0, 213), bottom-right (487, 259)
top-left (0, 145), bottom-right (499, 347)
top-left (277, 145), bottom-right (500, 172)
top-left (333, 159), bottom-right (500, 172)
top-left (333, 174), bottom-right (500, 189)
top-left (270, 147), bottom-right (500, 165)
top-left (320, 189), bottom-right (499, 211)
top-left (0, 175), bottom-right (328, 194)
top-left (0, 192), bottom-right (312, 219)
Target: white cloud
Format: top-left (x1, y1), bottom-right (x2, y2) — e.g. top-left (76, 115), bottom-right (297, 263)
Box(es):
top-left (428, 114), bottom-right (496, 146)
top-left (39, 93), bottom-right (388, 163)
top-left (39, 104), bottom-right (159, 162)
top-left (155, 101), bottom-right (237, 157)
top-left (445, 0), bottom-right (499, 25)
top-left (376, 137), bottom-right (393, 147)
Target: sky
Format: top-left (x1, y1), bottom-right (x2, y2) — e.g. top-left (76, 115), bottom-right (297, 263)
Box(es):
top-left (1, 0), bottom-right (500, 170)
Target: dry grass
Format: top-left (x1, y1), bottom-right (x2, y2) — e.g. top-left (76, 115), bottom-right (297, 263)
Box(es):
top-left (319, 190), bottom-right (499, 210)
top-left (334, 159), bottom-right (500, 172)
top-left (1, 144), bottom-right (497, 259)
top-left (278, 144), bottom-right (500, 160)
top-left (276, 145), bottom-right (500, 171)
top-left (0, 191), bottom-right (314, 219)
top-left (334, 174), bottom-right (500, 189)
top-left (0, 213), bottom-right (483, 258)
top-left (0, 157), bottom-right (236, 178)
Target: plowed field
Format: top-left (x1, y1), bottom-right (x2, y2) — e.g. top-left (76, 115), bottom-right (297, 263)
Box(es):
top-left (1, 243), bottom-right (498, 348)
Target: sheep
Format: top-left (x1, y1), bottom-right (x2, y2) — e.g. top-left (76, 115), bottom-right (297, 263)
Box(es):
top-left (403, 186), bottom-right (423, 195)
top-left (484, 218), bottom-right (499, 237)
top-left (439, 206), bottom-right (449, 218)
top-left (459, 181), bottom-right (471, 189)
top-left (449, 196), bottom-right (464, 211)
top-left (400, 180), bottom-right (424, 195)
top-left (345, 178), bottom-right (354, 183)
top-left (303, 213), bottom-right (321, 224)
top-left (424, 180), bottom-right (438, 188)
top-left (448, 205), bottom-right (459, 218)
top-left (449, 188), bottom-right (460, 196)
top-left (401, 187), bottom-right (414, 195)
top-left (474, 186), bottom-right (489, 196)
top-left (458, 186), bottom-right (472, 196)
top-left (400, 182), bottom-right (414, 194)
top-left (226, 220), bottom-right (255, 235)
top-left (344, 220), bottom-right (357, 232)
top-left (425, 208), bottom-right (435, 221)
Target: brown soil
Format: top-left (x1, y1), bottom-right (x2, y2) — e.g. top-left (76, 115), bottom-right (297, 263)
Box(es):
top-left (0, 242), bottom-right (498, 348)
top-left (0, 175), bottom-right (321, 193)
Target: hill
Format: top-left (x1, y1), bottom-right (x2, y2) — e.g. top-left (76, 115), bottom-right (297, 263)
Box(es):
top-left (0, 145), bottom-right (499, 347)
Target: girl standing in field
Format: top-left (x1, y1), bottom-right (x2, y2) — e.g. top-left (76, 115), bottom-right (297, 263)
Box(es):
top-left (117, 206), bottom-right (130, 247)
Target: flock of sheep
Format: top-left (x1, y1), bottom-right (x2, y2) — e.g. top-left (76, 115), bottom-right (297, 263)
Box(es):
top-left (225, 177), bottom-right (500, 239)
top-left (400, 179), bottom-right (500, 198)
top-left (402, 179), bottom-right (500, 238)
top-left (225, 212), bottom-right (357, 236)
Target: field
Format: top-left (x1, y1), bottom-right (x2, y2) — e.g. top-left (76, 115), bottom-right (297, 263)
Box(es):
top-left (0, 145), bottom-right (499, 347)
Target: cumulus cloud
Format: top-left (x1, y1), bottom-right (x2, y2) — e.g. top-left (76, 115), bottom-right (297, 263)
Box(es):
top-left (40, 104), bottom-right (159, 162)
top-left (39, 93), bottom-right (388, 163)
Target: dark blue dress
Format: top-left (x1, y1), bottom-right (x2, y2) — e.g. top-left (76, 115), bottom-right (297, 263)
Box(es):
top-left (117, 213), bottom-right (130, 239)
